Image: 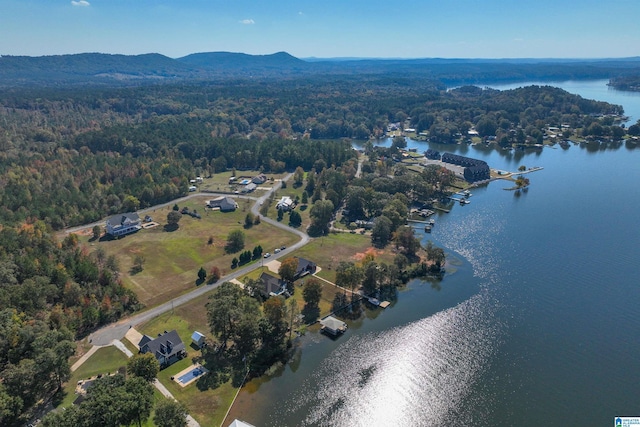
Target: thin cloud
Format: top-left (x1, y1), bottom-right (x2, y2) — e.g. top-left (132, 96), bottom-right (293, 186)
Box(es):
top-left (71, 0), bottom-right (90, 6)
top-left (240, 19), bottom-right (255, 25)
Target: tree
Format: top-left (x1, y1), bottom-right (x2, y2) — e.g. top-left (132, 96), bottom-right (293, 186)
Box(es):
top-left (393, 227), bottom-right (421, 257)
top-left (244, 213), bottom-right (255, 228)
top-left (371, 216), bottom-right (392, 247)
top-left (92, 225), bottom-right (101, 240)
top-left (225, 230), bottom-right (245, 253)
top-left (154, 399), bottom-right (188, 427)
top-left (303, 279), bottom-right (323, 308)
top-left (308, 199), bottom-right (334, 236)
top-left (123, 195), bottom-right (141, 212)
top-left (198, 266), bottom-right (207, 282)
top-left (167, 210), bottom-right (182, 227)
top-left (518, 165), bottom-right (527, 172)
top-left (293, 166), bottom-right (304, 187)
top-left (335, 261), bottom-right (364, 298)
top-left (126, 353), bottom-right (160, 382)
top-left (289, 210), bottom-right (302, 227)
top-left (209, 266), bottom-right (221, 283)
top-left (301, 191), bottom-right (308, 205)
top-left (173, 204), bottom-right (179, 211)
top-left (231, 257), bottom-right (238, 268)
top-left (278, 257), bottom-right (298, 289)
top-left (132, 254), bottom-right (145, 274)
top-left (252, 245), bottom-right (263, 259)
top-left (207, 282), bottom-right (245, 348)
top-left (424, 241), bottom-right (446, 270)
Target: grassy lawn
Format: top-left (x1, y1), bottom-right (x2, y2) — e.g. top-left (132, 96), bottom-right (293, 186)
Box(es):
top-left (155, 358), bottom-right (237, 427)
top-left (137, 296), bottom-right (210, 359)
top-left (291, 232), bottom-right (394, 283)
top-left (61, 346), bottom-right (129, 408)
top-left (81, 196), bottom-right (299, 308)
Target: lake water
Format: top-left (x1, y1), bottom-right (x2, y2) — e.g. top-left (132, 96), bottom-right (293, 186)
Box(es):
top-left (225, 81), bottom-right (640, 427)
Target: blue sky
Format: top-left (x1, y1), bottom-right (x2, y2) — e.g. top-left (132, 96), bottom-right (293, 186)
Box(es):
top-left (2, 0), bottom-right (639, 59)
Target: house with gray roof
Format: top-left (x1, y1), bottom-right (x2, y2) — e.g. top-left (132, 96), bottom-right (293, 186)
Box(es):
top-left (258, 272), bottom-right (286, 298)
top-left (206, 196), bottom-right (238, 212)
top-left (138, 330), bottom-right (186, 369)
top-left (105, 212), bottom-right (141, 237)
top-left (295, 257), bottom-right (317, 279)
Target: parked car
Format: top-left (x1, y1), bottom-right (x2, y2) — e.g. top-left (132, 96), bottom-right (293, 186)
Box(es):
top-left (263, 253), bottom-right (271, 258)
top-left (274, 248), bottom-right (281, 253)
top-left (280, 245), bottom-right (286, 250)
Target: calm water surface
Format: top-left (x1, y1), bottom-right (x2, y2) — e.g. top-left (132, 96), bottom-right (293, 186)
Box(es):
top-left (225, 81), bottom-right (640, 427)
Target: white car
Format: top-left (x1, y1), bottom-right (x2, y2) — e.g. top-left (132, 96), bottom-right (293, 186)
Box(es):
top-left (263, 253), bottom-right (271, 258)
top-left (274, 248), bottom-right (281, 254)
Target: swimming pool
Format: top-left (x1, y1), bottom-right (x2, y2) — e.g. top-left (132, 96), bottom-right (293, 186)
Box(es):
top-left (177, 366), bottom-right (206, 384)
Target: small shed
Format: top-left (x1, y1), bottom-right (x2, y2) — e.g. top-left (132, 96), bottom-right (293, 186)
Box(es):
top-left (191, 331), bottom-right (206, 348)
top-left (320, 316), bottom-right (347, 336)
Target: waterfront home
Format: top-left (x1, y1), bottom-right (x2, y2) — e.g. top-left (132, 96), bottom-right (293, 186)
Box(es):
top-left (295, 257), bottom-right (317, 279)
top-left (138, 330), bottom-right (186, 369)
top-left (258, 272), bottom-right (287, 298)
top-left (105, 212), bottom-right (141, 237)
top-left (320, 316), bottom-right (347, 336)
top-left (229, 420), bottom-right (257, 427)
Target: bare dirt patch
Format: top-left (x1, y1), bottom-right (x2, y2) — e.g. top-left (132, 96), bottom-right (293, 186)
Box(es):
top-left (352, 247), bottom-right (386, 262)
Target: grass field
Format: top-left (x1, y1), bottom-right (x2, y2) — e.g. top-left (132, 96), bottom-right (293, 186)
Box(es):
top-left (61, 346), bottom-right (130, 407)
top-left (290, 232), bottom-right (394, 283)
top-left (82, 196), bottom-right (299, 307)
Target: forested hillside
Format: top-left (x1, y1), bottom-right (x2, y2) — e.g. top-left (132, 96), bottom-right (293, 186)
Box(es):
top-left (0, 78), bottom-right (622, 229)
top-left (0, 224), bottom-right (139, 425)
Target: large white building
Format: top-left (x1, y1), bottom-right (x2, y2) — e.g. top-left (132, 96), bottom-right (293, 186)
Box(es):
top-left (105, 213), bottom-right (141, 237)
top-left (276, 196), bottom-right (294, 211)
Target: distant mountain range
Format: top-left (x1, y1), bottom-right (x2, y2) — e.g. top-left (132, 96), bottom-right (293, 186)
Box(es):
top-left (2, 51), bottom-right (640, 87)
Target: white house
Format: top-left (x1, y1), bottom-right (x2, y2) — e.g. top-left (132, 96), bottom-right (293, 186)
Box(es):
top-left (276, 196), bottom-right (294, 211)
top-left (105, 213), bottom-right (141, 237)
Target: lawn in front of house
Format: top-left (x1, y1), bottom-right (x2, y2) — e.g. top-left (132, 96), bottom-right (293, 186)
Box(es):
top-left (81, 196), bottom-right (299, 308)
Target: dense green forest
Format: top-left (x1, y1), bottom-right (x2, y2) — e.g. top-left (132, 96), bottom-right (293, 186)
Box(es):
top-left (3, 52), bottom-right (640, 87)
top-left (0, 78), bottom-right (623, 229)
top-left (609, 75), bottom-right (640, 92)
top-left (0, 224), bottom-right (139, 425)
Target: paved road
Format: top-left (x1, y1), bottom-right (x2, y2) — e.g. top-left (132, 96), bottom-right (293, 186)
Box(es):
top-left (89, 173), bottom-right (310, 345)
top-left (63, 192), bottom-right (258, 235)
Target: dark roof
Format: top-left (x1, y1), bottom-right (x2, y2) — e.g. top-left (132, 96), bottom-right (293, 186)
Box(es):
top-left (296, 257), bottom-right (317, 277)
top-left (259, 272), bottom-right (282, 296)
top-left (139, 330), bottom-right (185, 362)
top-left (138, 334), bottom-right (152, 348)
top-left (207, 196), bottom-right (237, 211)
top-left (106, 212), bottom-right (140, 227)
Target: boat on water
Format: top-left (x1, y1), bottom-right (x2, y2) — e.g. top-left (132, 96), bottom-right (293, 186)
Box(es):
top-left (460, 199), bottom-right (471, 205)
top-left (462, 190), bottom-right (471, 197)
top-left (425, 224), bottom-right (432, 232)
top-left (428, 218), bottom-right (435, 225)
